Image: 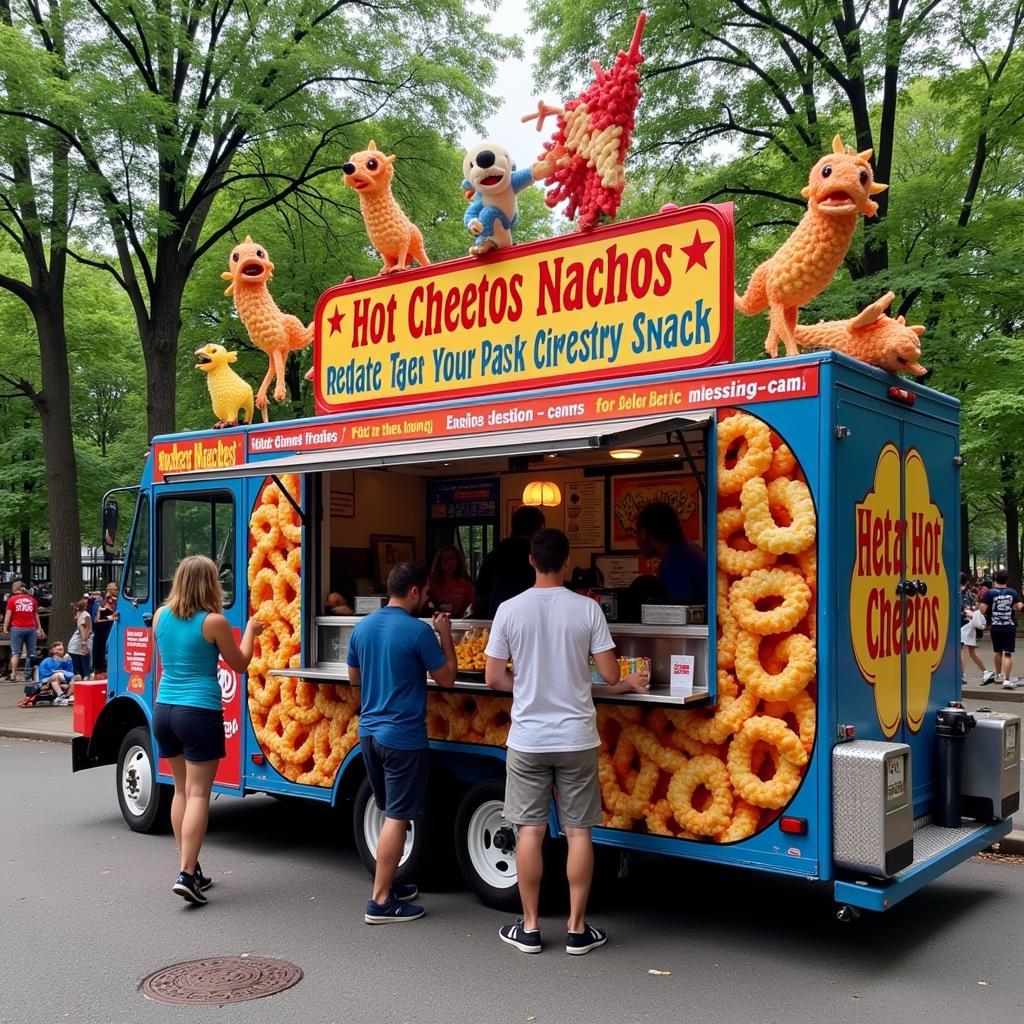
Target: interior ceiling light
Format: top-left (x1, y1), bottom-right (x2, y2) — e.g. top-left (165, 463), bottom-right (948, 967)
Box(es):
top-left (609, 448), bottom-right (643, 460)
top-left (522, 481), bottom-right (562, 507)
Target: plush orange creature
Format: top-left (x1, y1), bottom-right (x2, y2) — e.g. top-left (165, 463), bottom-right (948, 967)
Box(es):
top-left (736, 136), bottom-right (888, 358)
top-left (221, 238), bottom-right (313, 417)
top-left (342, 141), bottom-right (429, 275)
top-left (794, 291), bottom-right (926, 377)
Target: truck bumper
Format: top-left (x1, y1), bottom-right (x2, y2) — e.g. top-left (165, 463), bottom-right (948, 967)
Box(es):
top-left (834, 818), bottom-right (1013, 912)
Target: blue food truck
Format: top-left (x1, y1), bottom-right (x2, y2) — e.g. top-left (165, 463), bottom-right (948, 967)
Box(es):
top-left (73, 204), bottom-right (1018, 918)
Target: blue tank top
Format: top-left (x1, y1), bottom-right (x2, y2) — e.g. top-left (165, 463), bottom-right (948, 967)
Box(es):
top-left (154, 610), bottom-right (222, 711)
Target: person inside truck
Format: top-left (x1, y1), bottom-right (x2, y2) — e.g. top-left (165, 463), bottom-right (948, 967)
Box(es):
top-left (634, 501), bottom-right (707, 605)
top-left (346, 561), bottom-right (458, 924)
top-left (474, 505), bottom-right (545, 618)
top-left (426, 545), bottom-right (475, 618)
top-left (152, 555), bottom-right (264, 906)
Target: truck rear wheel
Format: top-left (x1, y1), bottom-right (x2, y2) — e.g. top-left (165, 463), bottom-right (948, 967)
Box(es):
top-left (454, 780), bottom-right (521, 911)
top-left (116, 726), bottom-right (172, 834)
top-left (352, 777), bottom-right (425, 884)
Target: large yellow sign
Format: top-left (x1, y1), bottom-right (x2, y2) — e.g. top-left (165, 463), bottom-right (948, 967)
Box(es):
top-left (850, 445), bottom-right (949, 737)
top-left (313, 205), bottom-right (733, 414)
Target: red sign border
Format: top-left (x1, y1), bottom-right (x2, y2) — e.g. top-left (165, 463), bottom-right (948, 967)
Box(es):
top-left (313, 203), bottom-right (735, 416)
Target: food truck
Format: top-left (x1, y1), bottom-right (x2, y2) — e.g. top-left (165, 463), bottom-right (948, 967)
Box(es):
top-left (72, 203), bottom-right (1019, 919)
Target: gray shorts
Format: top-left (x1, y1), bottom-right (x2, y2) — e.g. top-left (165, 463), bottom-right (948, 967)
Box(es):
top-left (504, 746), bottom-right (602, 829)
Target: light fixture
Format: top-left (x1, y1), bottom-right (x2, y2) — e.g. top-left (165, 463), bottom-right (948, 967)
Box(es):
top-left (609, 448), bottom-right (643, 460)
top-left (522, 480), bottom-right (562, 507)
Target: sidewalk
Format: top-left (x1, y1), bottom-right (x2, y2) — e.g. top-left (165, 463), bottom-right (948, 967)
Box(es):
top-left (0, 679), bottom-right (77, 743)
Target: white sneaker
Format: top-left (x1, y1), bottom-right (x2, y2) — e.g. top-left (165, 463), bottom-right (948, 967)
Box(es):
top-left (1002, 678), bottom-right (1020, 690)
top-left (995, 674), bottom-right (1005, 684)
top-left (981, 670), bottom-right (995, 685)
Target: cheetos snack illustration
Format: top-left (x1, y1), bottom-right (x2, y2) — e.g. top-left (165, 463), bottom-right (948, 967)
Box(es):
top-left (221, 237), bottom-right (313, 418)
top-left (794, 291), bottom-right (926, 377)
top-left (342, 141), bottom-right (430, 275)
top-left (735, 135), bottom-right (888, 358)
top-left (195, 343), bottom-right (254, 427)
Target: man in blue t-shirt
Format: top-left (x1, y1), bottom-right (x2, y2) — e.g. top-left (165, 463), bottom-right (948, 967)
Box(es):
top-left (635, 501), bottom-right (708, 604)
top-left (346, 562), bottom-right (456, 923)
top-left (980, 570), bottom-right (1024, 689)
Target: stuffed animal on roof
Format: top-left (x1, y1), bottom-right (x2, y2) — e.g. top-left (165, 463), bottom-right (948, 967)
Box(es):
top-left (195, 343), bottom-right (254, 427)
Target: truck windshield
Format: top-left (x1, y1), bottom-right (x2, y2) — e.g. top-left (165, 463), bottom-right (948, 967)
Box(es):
top-left (157, 493), bottom-right (235, 605)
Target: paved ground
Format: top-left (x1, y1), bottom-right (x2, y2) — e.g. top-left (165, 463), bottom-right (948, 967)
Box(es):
top-left (2, 738), bottom-right (1024, 1024)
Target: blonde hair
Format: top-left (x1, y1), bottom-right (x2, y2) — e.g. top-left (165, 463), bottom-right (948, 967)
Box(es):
top-left (166, 555), bottom-right (223, 620)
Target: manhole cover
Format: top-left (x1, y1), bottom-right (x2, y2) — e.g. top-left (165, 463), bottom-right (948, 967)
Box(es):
top-left (141, 956), bottom-right (302, 1005)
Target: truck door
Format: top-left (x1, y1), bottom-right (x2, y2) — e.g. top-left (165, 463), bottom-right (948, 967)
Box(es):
top-left (153, 487), bottom-right (246, 790)
top-left (837, 395), bottom-right (955, 814)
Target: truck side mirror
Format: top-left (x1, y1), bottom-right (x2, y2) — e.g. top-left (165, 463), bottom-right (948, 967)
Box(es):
top-left (103, 501), bottom-right (119, 550)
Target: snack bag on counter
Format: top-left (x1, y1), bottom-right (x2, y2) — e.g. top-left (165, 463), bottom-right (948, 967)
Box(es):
top-left (590, 655), bottom-right (651, 684)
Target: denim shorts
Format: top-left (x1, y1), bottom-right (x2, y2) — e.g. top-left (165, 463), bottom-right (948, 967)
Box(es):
top-left (361, 736), bottom-right (428, 820)
top-left (9, 627), bottom-right (37, 659)
top-left (153, 703), bottom-right (226, 763)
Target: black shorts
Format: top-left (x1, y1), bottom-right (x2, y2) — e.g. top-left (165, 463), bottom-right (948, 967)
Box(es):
top-left (990, 627), bottom-right (1016, 655)
top-left (153, 703), bottom-right (226, 763)
top-left (361, 736), bottom-right (428, 821)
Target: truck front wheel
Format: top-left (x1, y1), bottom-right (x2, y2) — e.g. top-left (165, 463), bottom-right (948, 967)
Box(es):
top-left (352, 777), bottom-right (425, 884)
top-left (116, 726), bottom-right (172, 833)
top-left (454, 780), bottom-right (521, 911)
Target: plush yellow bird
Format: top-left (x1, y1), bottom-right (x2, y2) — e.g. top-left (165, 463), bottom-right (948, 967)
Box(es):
top-left (195, 343), bottom-right (254, 427)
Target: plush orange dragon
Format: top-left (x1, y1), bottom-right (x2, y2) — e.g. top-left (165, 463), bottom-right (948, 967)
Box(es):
top-left (221, 237), bottom-right (313, 417)
top-left (342, 141), bottom-right (429, 275)
top-left (736, 135), bottom-right (888, 358)
top-left (794, 292), bottom-right (926, 376)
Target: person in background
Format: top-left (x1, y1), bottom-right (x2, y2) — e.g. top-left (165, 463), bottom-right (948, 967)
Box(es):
top-left (475, 506), bottom-right (546, 618)
top-left (634, 501), bottom-right (707, 604)
top-left (39, 641), bottom-right (76, 704)
top-left (485, 528), bottom-right (649, 956)
top-left (153, 555), bottom-right (264, 905)
top-left (93, 592), bottom-right (119, 677)
top-left (2, 579), bottom-right (45, 682)
top-left (960, 571), bottom-right (986, 683)
top-left (67, 598), bottom-right (93, 680)
top-left (979, 569), bottom-right (1024, 689)
top-left (325, 591), bottom-right (355, 615)
top-left (346, 562), bottom-right (457, 924)
top-left (427, 546), bottom-right (476, 618)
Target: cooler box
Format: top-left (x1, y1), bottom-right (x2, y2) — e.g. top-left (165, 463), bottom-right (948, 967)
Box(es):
top-left (73, 680), bottom-right (109, 736)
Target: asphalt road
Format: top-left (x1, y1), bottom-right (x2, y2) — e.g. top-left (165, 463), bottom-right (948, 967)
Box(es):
top-left (2, 739), bottom-right (1023, 1024)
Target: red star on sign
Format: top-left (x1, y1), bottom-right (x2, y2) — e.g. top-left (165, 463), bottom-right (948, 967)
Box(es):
top-left (680, 230), bottom-right (714, 271)
top-left (327, 305), bottom-right (345, 335)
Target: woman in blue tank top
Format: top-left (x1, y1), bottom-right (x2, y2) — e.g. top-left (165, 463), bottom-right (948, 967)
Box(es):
top-left (153, 555), bottom-right (263, 905)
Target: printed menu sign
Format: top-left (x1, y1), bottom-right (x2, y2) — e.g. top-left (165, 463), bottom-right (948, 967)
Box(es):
top-left (565, 479), bottom-right (605, 548)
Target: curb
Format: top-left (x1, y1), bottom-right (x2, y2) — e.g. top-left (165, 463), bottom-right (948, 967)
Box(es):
top-left (993, 829), bottom-right (1024, 856)
top-left (0, 726), bottom-right (73, 744)
top-left (963, 686), bottom-right (1024, 703)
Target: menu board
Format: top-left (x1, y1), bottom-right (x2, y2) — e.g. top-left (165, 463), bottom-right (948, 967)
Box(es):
top-left (429, 478), bottom-right (499, 520)
top-left (565, 479), bottom-right (605, 548)
top-left (610, 473), bottom-right (701, 549)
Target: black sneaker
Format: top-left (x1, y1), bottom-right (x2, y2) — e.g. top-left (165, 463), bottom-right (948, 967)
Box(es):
top-left (499, 920), bottom-right (542, 954)
top-left (194, 863), bottom-right (213, 892)
top-left (392, 881), bottom-right (418, 901)
top-left (364, 895), bottom-right (425, 924)
top-left (172, 872), bottom-right (208, 905)
top-left (566, 922), bottom-right (607, 955)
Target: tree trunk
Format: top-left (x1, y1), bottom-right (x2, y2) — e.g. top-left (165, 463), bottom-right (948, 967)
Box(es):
top-left (142, 277), bottom-right (184, 440)
top-left (1002, 488), bottom-right (1021, 592)
top-left (33, 303), bottom-right (82, 647)
top-left (19, 527), bottom-right (30, 582)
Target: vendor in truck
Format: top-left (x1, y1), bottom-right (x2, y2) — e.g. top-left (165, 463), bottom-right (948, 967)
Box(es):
top-left (474, 506), bottom-right (546, 618)
top-left (634, 501), bottom-right (707, 604)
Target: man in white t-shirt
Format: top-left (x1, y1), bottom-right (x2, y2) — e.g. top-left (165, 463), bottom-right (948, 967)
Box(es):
top-left (484, 528), bottom-right (649, 956)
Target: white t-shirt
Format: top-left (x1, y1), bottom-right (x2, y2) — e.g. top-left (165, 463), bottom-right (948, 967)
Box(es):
top-left (67, 611), bottom-right (92, 655)
top-left (485, 587), bottom-right (615, 753)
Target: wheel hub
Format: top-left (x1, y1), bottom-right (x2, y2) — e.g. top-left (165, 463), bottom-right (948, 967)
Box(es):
top-left (121, 745), bottom-right (152, 816)
top-left (466, 800), bottom-right (517, 890)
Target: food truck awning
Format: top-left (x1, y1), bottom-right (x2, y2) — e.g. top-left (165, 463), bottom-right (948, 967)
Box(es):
top-left (164, 413), bottom-right (710, 484)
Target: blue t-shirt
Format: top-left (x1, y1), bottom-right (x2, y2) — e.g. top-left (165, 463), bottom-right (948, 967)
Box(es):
top-left (984, 587), bottom-right (1021, 629)
top-left (347, 606), bottom-right (446, 750)
top-left (658, 540), bottom-right (708, 603)
top-left (39, 655), bottom-right (74, 681)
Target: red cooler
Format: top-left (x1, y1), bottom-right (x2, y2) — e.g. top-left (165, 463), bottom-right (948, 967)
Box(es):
top-left (73, 680), bottom-right (109, 737)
